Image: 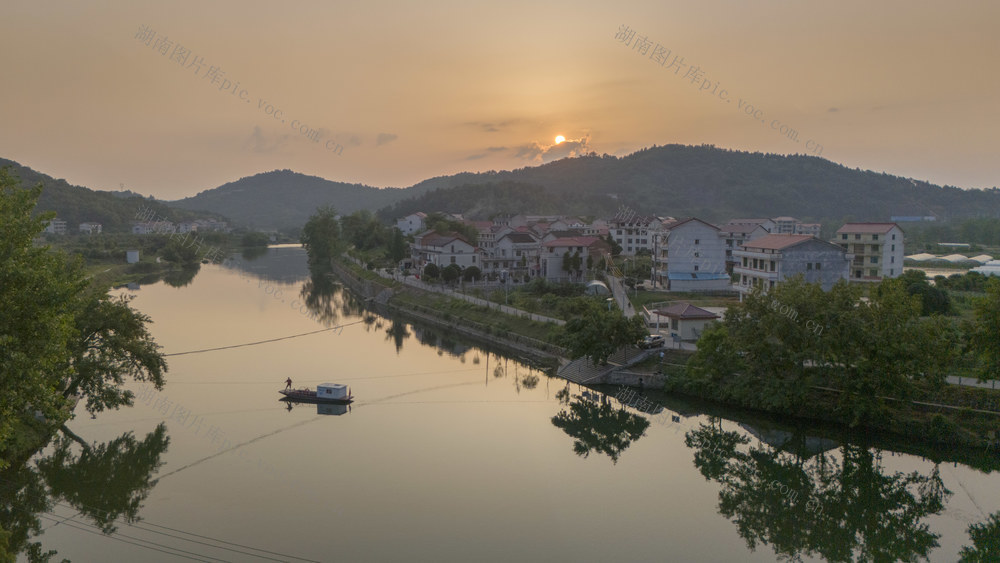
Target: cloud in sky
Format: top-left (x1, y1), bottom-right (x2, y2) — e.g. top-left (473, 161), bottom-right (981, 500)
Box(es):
top-left (243, 126), bottom-right (290, 154)
top-left (514, 135), bottom-right (592, 163)
top-left (376, 133), bottom-right (398, 147)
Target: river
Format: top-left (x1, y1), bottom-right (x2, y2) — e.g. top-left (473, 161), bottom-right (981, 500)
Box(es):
top-left (4, 246), bottom-right (999, 562)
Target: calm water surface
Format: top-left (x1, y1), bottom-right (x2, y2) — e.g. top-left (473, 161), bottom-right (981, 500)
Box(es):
top-left (9, 247), bottom-right (1000, 562)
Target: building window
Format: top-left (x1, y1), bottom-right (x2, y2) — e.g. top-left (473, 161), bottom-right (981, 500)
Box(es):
top-left (891, 256), bottom-right (894, 263)
top-left (695, 239), bottom-right (700, 244)
top-left (671, 319), bottom-right (678, 330)
top-left (890, 269), bottom-right (895, 275)
top-left (870, 269), bottom-right (878, 277)
top-left (451, 256), bottom-right (456, 264)
top-left (873, 234), bottom-right (879, 240)
top-left (816, 262), bottom-right (821, 270)
top-left (841, 234), bottom-right (847, 240)
top-left (892, 234), bottom-right (896, 240)
top-left (807, 263), bottom-right (813, 270)
top-left (891, 244), bottom-right (895, 251)
top-left (770, 261), bottom-right (776, 272)
top-left (694, 252), bottom-right (700, 258)
top-left (742, 257), bottom-right (748, 267)
top-left (871, 256), bottom-right (878, 264)
top-left (855, 234), bottom-right (861, 240)
top-left (769, 280), bottom-right (775, 289)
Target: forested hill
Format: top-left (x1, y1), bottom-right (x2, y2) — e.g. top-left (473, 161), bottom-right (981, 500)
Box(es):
top-left (383, 145), bottom-right (1000, 223)
top-left (169, 170), bottom-right (407, 230)
top-left (0, 158), bottom-right (217, 232)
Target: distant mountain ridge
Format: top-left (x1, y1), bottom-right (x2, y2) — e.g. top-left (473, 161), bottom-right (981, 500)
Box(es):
top-left (8, 145), bottom-right (999, 233)
top-left (0, 158), bottom-right (220, 232)
top-left (385, 145), bottom-right (1000, 223)
top-left (169, 170), bottom-right (412, 230)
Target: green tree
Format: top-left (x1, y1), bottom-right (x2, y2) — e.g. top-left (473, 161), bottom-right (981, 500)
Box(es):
top-left (62, 294), bottom-right (167, 415)
top-left (160, 237), bottom-right (199, 265)
top-left (1, 171), bottom-right (85, 464)
top-left (462, 265), bottom-right (481, 282)
top-left (1, 170), bottom-right (166, 468)
top-left (969, 277), bottom-right (1000, 382)
top-left (561, 300), bottom-right (646, 365)
top-left (388, 227), bottom-right (408, 264)
top-left (423, 263), bottom-right (440, 281)
top-left (441, 263), bottom-right (462, 285)
top-left (300, 205), bottom-right (341, 271)
top-left (959, 511), bottom-right (1000, 562)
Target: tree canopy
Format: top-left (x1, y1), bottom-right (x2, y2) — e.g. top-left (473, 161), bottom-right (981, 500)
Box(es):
top-left (0, 169), bottom-right (167, 467)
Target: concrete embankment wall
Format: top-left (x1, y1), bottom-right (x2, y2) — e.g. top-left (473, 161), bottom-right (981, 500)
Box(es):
top-left (328, 259), bottom-right (563, 367)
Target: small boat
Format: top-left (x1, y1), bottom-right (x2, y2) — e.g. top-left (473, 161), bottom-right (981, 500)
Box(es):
top-left (279, 383), bottom-right (353, 404)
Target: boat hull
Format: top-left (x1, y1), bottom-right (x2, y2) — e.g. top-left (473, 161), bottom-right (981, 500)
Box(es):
top-left (279, 389), bottom-right (353, 404)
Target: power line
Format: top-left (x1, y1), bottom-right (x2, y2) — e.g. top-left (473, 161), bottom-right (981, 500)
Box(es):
top-left (163, 321), bottom-right (364, 357)
top-left (2, 477), bottom-right (320, 563)
top-left (38, 513), bottom-right (223, 563)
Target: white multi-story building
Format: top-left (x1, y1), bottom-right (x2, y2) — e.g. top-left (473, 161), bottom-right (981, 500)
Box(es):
top-left (541, 236), bottom-right (611, 282)
top-left (733, 234), bottom-right (852, 299)
top-left (654, 218), bottom-right (731, 291)
top-left (484, 232), bottom-right (541, 279)
top-left (78, 222), bottom-right (102, 234)
top-left (718, 220), bottom-right (772, 273)
top-left (608, 214), bottom-right (664, 256)
top-left (396, 212), bottom-right (427, 236)
top-left (43, 218), bottom-right (67, 235)
top-left (832, 223), bottom-right (905, 282)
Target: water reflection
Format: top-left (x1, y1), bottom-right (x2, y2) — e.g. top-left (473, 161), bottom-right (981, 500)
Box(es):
top-left (551, 389), bottom-right (650, 463)
top-left (280, 398), bottom-right (351, 416)
top-left (0, 424), bottom-right (169, 559)
top-left (685, 421), bottom-right (952, 561)
top-left (162, 263), bottom-right (200, 288)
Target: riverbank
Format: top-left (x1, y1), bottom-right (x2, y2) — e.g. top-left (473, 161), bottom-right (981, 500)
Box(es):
top-left (328, 258), bottom-right (565, 370)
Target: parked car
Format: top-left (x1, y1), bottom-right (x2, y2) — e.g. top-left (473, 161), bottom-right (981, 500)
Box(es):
top-left (640, 334), bottom-right (665, 349)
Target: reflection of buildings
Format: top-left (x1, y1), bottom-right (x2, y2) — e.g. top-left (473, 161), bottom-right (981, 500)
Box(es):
top-left (738, 423), bottom-right (839, 458)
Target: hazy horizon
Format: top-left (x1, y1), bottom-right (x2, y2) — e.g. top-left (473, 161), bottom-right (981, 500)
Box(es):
top-left (1, 1), bottom-right (997, 199)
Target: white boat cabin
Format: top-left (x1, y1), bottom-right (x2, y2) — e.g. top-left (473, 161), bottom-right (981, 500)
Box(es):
top-left (317, 383), bottom-right (349, 399)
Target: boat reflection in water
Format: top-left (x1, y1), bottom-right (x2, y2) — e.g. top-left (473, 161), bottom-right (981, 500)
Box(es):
top-left (281, 398), bottom-right (351, 416)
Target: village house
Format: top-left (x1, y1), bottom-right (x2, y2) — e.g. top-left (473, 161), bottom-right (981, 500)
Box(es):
top-left (733, 234), bottom-right (852, 299)
top-left (653, 218), bottom-right (731, 291)
top-left (411, 230), bottom-right (480, 270)
top-left (718, 219), bottom-right (772, 273)
top-left (654, 303), bottom-right (720, 341)
top-left (608, 213), bottom-right (665, 256)
top-left (541, 236), bottom-right (611, 282)
top-left (832, 223), bottom-right (905, 282)
top-left (43, 218), bottom-right (67, 235)
top-left (78, 222), bottom-right (102, 234)
top-left (396, 212), bottom-right (427, 236)
top-left (484, 232), bottom-right (541, 280)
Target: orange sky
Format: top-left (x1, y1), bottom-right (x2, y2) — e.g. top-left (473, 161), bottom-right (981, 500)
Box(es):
top-left (1, 1), bottom-right (997, 199)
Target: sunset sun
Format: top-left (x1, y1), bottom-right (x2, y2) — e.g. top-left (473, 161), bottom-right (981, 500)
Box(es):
top-left (554, 135), bottom-right (565, 144)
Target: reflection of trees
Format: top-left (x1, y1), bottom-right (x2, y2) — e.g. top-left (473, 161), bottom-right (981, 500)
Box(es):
top-left (959, 510), bottom-right (1000, 561)
top-left (240, 245), bottom-right (269, 261)
top-left (299, 274), bottom-right (342, 327)
top-left (0, 424), bottom-right (169, 560)
top-left (685, 423), bottom-right (951, 562)
top-left (551, 395), bottom-right (649, 463)
top-left (385, 320), bottom-right (411, 354)
top-left (162, 264), bottom-right (199, 288)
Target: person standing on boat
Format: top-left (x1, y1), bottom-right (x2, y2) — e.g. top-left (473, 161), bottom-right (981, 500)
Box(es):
top-left (285, 377), bottom-right (292, 390)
